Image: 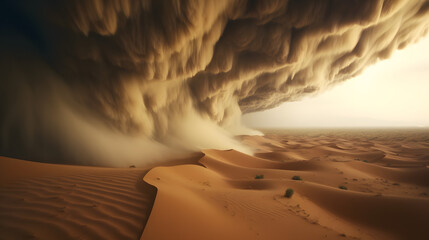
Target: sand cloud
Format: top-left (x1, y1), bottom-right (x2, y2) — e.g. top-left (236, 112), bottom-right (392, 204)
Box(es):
top-left (1, 0), bottom-right (428, 165)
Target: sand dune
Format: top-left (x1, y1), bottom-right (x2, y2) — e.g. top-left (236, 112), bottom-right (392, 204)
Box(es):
top-left (142, 129), bottom-right (429, 240)
top-left (0, 157), bottom-right (156, 240)
top-left (1, 129), bottom-right (429, 239)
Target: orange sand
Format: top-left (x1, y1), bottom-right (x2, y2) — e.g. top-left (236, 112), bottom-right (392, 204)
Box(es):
top-left (1, 129), bottom-right (429, 239)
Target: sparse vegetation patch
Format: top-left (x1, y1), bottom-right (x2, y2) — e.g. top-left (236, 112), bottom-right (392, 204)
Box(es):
top-left (292, 175), bottom-right (302, 181)
top-left (255, 174), bottom-right (264, 179)
top-left (284, 188), bottom-right (294, 198)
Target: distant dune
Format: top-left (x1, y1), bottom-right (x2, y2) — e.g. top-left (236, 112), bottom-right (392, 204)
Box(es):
top-left (1, 129), bottom-right (429, 240)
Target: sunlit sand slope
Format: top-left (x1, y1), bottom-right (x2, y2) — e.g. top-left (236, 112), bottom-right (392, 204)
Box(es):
top-left (143, 131), bottom-right (429, 240)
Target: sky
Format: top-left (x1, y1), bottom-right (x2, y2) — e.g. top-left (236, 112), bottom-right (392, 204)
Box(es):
top-left (243, 36), bottom-right (429, 128)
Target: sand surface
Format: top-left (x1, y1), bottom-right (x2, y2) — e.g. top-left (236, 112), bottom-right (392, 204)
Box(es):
top-left (0, 157), bottom-right (156, 240)
top-left (1, 129), bottom-right (429, 239)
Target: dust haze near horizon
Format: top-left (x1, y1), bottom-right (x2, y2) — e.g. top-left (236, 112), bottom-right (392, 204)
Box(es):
top-left (1, 0), bottom-right (429, 165)
top-left (243, 36), bottom-right (429, 128)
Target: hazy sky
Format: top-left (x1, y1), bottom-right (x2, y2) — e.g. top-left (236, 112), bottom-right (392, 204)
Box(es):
top-left (243, 36), bottom-right (429, 128)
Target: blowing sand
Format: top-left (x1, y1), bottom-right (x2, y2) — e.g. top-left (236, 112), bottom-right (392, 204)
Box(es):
top-left (1, 129), bottom-right (429, 239)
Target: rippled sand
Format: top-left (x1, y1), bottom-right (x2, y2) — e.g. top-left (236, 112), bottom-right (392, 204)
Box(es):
top-left (1, 128), bottom-right (429, 239)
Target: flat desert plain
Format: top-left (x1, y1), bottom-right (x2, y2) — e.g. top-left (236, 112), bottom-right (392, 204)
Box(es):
top-left (1, 128), bottom-right (429, 240)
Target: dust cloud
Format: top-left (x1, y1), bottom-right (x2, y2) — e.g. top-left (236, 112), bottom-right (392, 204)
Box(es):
top-left (1, 0), bottom-right (428, 165)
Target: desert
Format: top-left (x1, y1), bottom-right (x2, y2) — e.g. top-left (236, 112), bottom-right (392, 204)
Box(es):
top-left (2, 128), bottom-right (429, 240)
